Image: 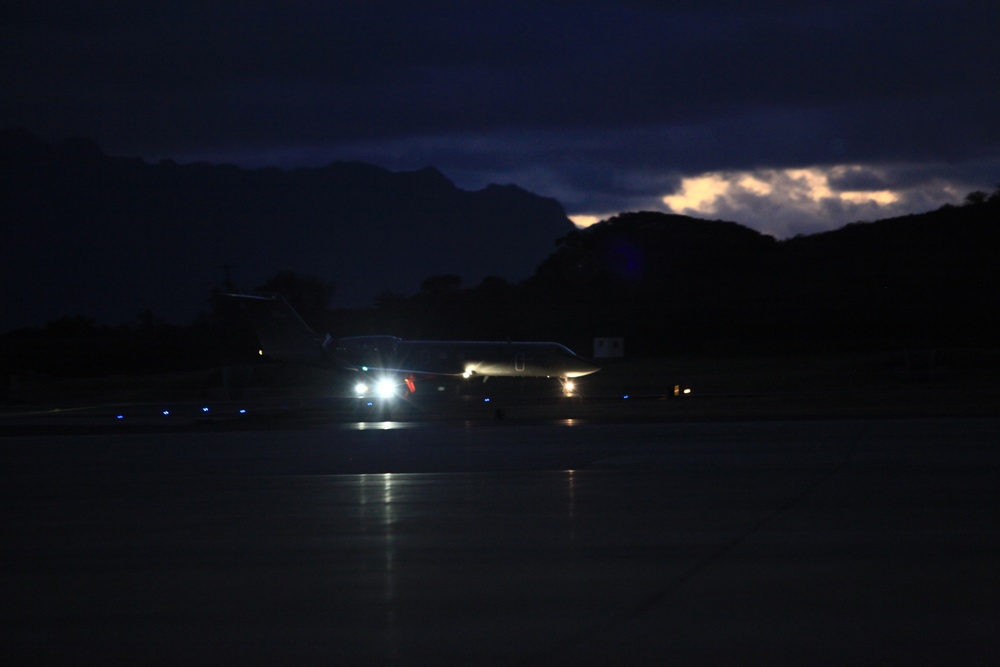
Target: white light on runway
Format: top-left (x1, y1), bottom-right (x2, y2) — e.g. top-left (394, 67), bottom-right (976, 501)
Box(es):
top-left (376, 379), bottom-right (396, 399)
top-left (354, 421), bottom-right (406, 431)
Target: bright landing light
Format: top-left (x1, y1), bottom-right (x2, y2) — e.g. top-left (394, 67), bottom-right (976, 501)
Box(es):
top-left (376, 379), bottom-right (397, 399)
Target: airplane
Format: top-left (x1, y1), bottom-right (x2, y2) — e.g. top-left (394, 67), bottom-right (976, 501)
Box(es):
top-left (225, 293), bottom-right (599, 398)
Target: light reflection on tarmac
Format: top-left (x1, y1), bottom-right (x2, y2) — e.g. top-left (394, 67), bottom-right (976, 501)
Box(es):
top-left (2, 415), bottom-right (999, 665)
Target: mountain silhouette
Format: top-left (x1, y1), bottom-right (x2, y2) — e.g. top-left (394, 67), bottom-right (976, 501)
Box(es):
top-left (522, 203), bottom-right (999, 353)
top-left (1, 130), bottom-right (573, 330)
top-left (4, 130), bottom-right (997, 357)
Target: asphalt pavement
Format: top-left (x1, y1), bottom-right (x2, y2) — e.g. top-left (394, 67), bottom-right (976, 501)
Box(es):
top-left (2, 417), bottom-right (999, 665)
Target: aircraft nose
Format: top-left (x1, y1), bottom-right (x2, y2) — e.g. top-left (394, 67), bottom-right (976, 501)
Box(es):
top-left (570, 357), bottom-right (601, 377)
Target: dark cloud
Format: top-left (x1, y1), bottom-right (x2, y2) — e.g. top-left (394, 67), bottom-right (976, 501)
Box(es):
top-left (3, 0), bottom-right (998, 230)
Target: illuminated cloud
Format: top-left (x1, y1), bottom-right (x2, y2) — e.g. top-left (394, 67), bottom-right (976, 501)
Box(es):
top-left (568, 215), bottom-right (603, 229)
top-left (659, 166), bottom-right (969, 238)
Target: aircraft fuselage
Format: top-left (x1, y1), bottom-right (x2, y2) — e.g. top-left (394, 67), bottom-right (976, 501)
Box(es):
top-left (336, 336), bottom-right (600, 379)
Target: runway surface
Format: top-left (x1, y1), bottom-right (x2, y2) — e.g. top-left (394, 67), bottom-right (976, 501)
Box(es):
top-left (3, 417), bottom-right (999, 665)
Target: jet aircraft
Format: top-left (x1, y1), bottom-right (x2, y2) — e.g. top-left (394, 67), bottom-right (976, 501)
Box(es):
top-left (226, 294), bottom-right (599, 397)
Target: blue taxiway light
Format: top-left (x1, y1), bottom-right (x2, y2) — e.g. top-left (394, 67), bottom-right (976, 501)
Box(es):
top-left (202, 407), bottom-right (210, 413)
top-left (484, 397), bottom-right (491, 403)
top-left (239, 409), bottom-right (247, 414)
top-left (162, 410), bottom-right (170, 416)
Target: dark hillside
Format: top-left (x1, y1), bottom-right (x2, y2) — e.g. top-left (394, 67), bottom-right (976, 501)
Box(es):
top-left (779, 200), bottom-right (1000, 347)
top-left (525, 212), bottom-right (780, 353)
top-left (520, 202), bottom-right (998, 355)
top-left (1, 130), bottom-right (573, 330)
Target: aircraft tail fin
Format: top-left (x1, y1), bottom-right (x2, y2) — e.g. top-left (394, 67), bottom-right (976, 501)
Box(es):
top-left (224, 293), bottom-right (328, 363)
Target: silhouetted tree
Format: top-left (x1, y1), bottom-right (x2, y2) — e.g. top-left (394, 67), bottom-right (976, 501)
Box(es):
top-left (133, 308), bottom-right (167, 332)
top-left (420, 274), bottom-right (462, 293)
top-left (44, 315), bottom-right (100, 337)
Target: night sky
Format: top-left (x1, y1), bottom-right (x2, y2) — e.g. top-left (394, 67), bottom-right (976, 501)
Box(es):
top-left (3, 1), bottom-right (998, 238)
